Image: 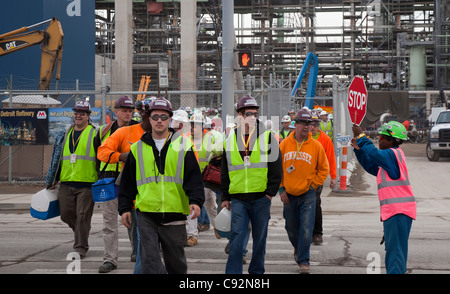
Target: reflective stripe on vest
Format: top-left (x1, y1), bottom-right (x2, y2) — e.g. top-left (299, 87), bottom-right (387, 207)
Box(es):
top-left (376, 148), bottom-right (416, 221)
top-left (224, 130), bottom-right (270, 194)
top-left (60, 125), bottom-right (98, 182)
top-left (99, 124), bottom-right (120, 172)
top-left (197, 132), bottom-right (214, 171)
top-left (132, 136), bottom-right (190, 214)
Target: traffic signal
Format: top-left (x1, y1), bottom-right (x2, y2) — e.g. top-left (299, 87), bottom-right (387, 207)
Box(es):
top-left (238, 49), bottom-right (254, 68)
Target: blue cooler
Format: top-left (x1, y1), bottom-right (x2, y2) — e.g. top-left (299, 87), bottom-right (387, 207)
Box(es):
top-left (30, 189), bottom-right (60, 220)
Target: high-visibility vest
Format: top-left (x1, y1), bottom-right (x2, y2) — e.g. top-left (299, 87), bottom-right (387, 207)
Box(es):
top-left (197, 131), bottom-right (216, 171)
top-left (131, 135), bottom-right (191, 214)
top-left (98, 124), bottom-right (120, 172)
top-left (60, 125), bottom-right (98, 183)
top-left (376, 148), bottom-right (416, 221)
top-left (224, 130), bottom-right (270, 194)
top-left (320, 121), bottom-right (333, 139)
top-left (279, 129), bottom-right (292, 140)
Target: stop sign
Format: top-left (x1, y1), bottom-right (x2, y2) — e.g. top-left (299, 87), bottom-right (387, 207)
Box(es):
top-left (347, 77), bottom-right (368, 125)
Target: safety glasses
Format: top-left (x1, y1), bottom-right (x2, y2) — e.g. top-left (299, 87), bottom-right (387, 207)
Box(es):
top-left (150, 114), bottom-right (170, 121)
top-left (295, 120), bottom-right (311, 126)
top-left (244, 111), bottom-right (259, 118)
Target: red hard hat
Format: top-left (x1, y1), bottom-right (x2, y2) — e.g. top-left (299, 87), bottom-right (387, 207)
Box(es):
top-left (115, 95), bottom-right (134, 109)
top-left (295, 108), bottom-right (312, 122)
top-left (236, 95), bottom-right (259, 112)
top-left (149, 97), bottom-right (173, 116)
top-left (72, 99), bottom-right (91, 113)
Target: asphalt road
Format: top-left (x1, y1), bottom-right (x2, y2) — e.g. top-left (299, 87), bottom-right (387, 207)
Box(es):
top-left (0, 143), bottom-right (449, 277)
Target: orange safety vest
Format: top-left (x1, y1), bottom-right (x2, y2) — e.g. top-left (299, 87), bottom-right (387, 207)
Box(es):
top-left (376, 148), bottom-right (416, 221)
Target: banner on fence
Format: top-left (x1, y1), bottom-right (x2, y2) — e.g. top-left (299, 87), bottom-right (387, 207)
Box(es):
top-left (0, 109), bottom-right (49, 145)
top-left (48, 107), bottom-right (101, 144)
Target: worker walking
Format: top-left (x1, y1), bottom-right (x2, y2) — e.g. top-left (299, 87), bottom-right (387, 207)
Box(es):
top-left (47, 99), bottom-right (98, 259)
top-left (93, 95), bottom-right (137, 273)
top-left (97, 96), bottom-right (154, 273)
top-left (351, 122), bottom-right (416, 274)
top-left (319, 111), bottom-right (333, 141)
top-left (279, 115), bottom-right (293, 142)
top-left (221, 95), bottom-right (282, 274)
top-left (279, 108), bottom-right (329, 274)
top-left (118, 97), bottom-right (205, 274)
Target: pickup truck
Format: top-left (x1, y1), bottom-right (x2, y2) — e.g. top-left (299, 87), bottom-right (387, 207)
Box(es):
top-left (426, 110), bottom-right (450, 161)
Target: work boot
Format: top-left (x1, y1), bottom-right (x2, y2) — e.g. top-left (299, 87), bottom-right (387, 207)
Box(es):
top-left (99, 261), bottom-right (117, 273)
top-left (313, 234), bottom-right (323, 245)
top-left (299, 264), bottom-right (310, 274)
top-left (186, 236), bottom-right (198, 247)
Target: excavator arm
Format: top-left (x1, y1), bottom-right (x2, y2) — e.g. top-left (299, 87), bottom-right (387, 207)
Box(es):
top-left (0, 17), bottom-right (63, 90)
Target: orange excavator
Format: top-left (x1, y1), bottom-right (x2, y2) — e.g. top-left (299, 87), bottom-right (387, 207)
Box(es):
top-left (0, 17), bottom-right (63, 90)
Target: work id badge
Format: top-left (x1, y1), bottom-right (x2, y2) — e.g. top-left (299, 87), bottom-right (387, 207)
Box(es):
top-left (70, 153), bottom-right (77, 163)
top-left (244, 156), bottom-right (251, 166)
top-left (286, 165), bottom-right (295, 173)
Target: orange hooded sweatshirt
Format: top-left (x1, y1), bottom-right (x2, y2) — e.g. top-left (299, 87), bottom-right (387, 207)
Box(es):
top-left (97, 123), bottom-right (146, 169)
top-left (279, 131), bottom-right (329, 196)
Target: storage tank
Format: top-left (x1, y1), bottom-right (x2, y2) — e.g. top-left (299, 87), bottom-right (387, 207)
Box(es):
top-left (409, 45), bottom-right (426, 90)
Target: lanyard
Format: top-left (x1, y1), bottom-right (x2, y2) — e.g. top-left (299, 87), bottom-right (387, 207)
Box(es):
top-left (294, 138), bottom-right (305, 161)
top-left (71, 128), bottom-right (85, 153)
top-left (240, 126), bottom-right (256, 156)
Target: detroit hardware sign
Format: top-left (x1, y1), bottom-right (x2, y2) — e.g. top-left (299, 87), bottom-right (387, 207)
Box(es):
top-left (347, 76), bottom-right (368, 126)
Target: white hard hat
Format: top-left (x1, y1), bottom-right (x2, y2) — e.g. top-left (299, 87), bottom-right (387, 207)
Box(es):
top-left (214, 208), bottom-right (231, 238)
top-left (172, 109), bottom-right (189, 123)
top-left (320, 110), bottom-right (328, 116)
top-left (282, 115), bottom-right (291, 123)
top-left (190, 111), bottom-right (204, 123)
top-left (204, 117), bottom-right (212, 127)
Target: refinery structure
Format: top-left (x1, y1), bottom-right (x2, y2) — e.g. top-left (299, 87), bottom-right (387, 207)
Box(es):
top-left (95, 0), bottom-right (449, 98)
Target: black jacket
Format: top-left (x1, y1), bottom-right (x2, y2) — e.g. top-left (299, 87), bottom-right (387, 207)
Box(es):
top-left (221, 120), bottom-right (283, 202)
top-left (118, 129), bottom-right (205, 224)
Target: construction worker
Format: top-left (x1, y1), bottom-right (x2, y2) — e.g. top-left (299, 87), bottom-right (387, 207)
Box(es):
top-left (319, 110), bottom-right (333, 140)
top-left (53, 99), bottom-right (98, 259)
top-left (279, 108), bottom-right (330, 274)
top-left (93, 95), bottom-right (137, 273)
top-left (118, 97), bottom-right (205, 274)
top-left (189, 111), bottom-right (223, 244)
top-left (221, 94), bottom-right (282, 274)
top-left (351, 121), bottom-right (416, 274)
top-left (171, 109), bottom-right (189, 133)
top-left (280, 115), bottom-right (293, 142)
top-left (309, 111), bottom-right (337, 245)
top-left (97, 96), bottom-right (154, 274)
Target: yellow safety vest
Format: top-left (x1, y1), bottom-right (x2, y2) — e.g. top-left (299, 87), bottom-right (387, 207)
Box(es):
top-left (224, 130), bottom-right (270, 194)
top-left (131, 135), bottom-right (192, 214)
top-left (60, 125), bottom-right (98, 183)
top-left (99, 124), bottom-right (121, 172)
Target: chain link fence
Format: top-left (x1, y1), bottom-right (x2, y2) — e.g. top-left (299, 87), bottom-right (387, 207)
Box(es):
top-left (1, 76), bottom-right (352, 183)
top-left (0, 89), bottom-right (235, 182)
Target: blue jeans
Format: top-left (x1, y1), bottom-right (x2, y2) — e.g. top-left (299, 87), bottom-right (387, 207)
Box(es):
top-left (226, 196), bottom-right (271, 274)
top-left (283, 188), bottom-right (316, 265)
top-left (383, 213), bottom-right (413, 274)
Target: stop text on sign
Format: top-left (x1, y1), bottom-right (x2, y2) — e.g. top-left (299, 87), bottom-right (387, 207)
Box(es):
top-left (348, 90), bottom-right (367, 110)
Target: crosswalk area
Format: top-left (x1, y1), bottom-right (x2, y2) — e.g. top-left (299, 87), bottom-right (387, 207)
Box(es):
top-left (185, 214), bottom-right (335, 274)
top-left (0, 196), bottom-right (346, 274)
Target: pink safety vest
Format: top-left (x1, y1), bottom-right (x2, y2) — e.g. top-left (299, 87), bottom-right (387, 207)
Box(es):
top-left (376, 148), bottom-right (416, 221)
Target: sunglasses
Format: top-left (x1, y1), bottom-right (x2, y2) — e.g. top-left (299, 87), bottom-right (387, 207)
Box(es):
top-left (74, 111), bottom-right (87, 117)
top-left (244, 111), bottom-right (259, 117)
top-left (150, 114), bottom-right (170, 121)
